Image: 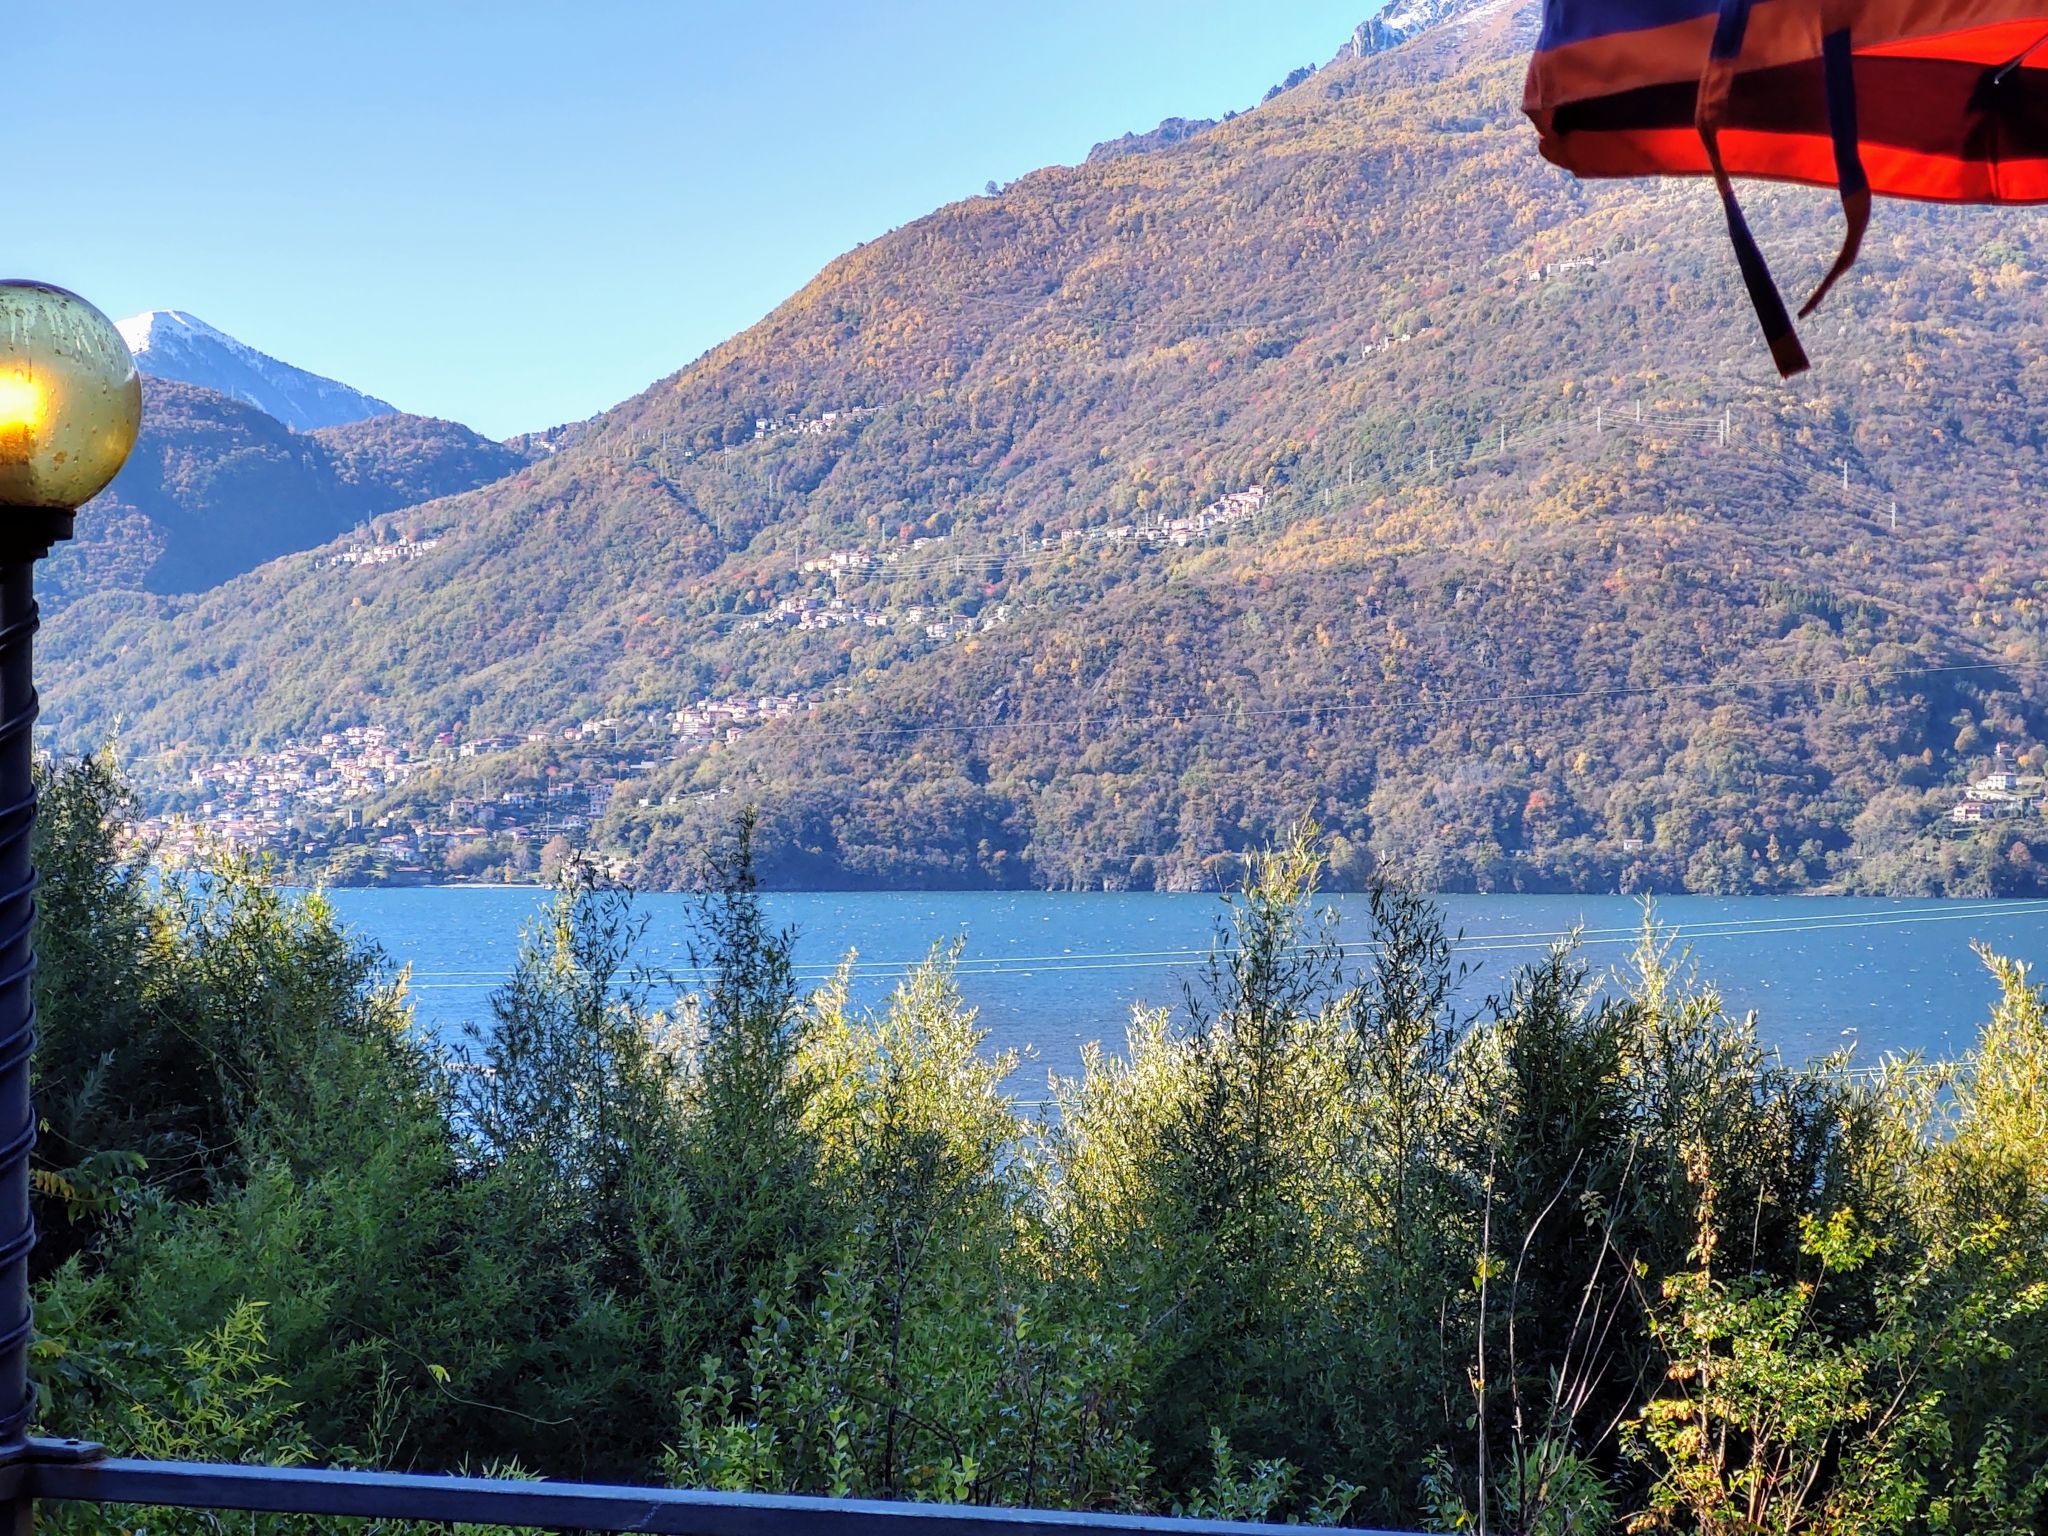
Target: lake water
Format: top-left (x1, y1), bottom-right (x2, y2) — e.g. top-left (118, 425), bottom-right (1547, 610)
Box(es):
top-left (324, 889), bottom-right (2048, 1094)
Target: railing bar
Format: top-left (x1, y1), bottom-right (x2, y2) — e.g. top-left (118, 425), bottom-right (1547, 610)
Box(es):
top-left (32, 1459), bottom-right (1423, 1536)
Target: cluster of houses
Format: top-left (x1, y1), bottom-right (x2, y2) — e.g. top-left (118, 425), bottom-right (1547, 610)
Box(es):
top-left (1035, 486), bottom-right (1268, 551)
top-left (790, 488), bottom-right (1268, 591)
top-left (752, 585), bottom-right (1015, 643)
top-left (1150, 485), bottom-right (1267, 544)
top-left (1949, 746), bottom-right (2045, 825)
top-left (753, 490), bottom-right (1270, 645)
top-left (1950, 775), bottom-right (2046, 823)
top-left (326, 537), bottom-right (443, 569)
top-left (669, 692), bottom-right (809, 746)
top-left (140, 725), bottom-right (429, 860)
top-left (616, 409), bottom-right (872, 485)
top-left (920, 603), bottom-right (1012, 642)
top-left (799, 533), bottom-right (952, 579)
top-left (134, 687), bottom-right (831, 870)
top-left (1524, 256), bottom-right (1604, 282)
top-left (185, 726), bottom-right (415, 813)
top-left (755, 409), bottom-right (854, 440)
top-left (614, 406), bottom-right (867, 465)
top-left (142, 739), bottom-right (636, 873)
top-left (757, 592), bottom-right (895, 632)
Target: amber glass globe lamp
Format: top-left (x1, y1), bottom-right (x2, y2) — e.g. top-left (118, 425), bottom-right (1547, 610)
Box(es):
top-left (0, 281), bottom-right (142, 519)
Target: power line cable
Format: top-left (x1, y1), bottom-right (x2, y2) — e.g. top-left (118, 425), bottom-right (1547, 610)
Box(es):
top-left (396, 896), bottom-right (2048, 989)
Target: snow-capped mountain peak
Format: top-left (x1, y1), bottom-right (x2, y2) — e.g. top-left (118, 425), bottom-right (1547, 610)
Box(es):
top-left (1336, 0), bottom-right (1528, 59)
top-left (115, 308), bottom-right (225, 356)
top-left (115, 309), bottom-right (398, 432)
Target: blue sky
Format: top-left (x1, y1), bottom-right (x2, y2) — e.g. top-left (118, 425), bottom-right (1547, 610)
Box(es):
top-left (13, 3), bottom-right (1372, 438)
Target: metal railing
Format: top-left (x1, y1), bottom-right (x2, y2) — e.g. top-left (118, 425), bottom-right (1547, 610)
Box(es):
top-left (7, 1440), bottom-right (1419, 1536)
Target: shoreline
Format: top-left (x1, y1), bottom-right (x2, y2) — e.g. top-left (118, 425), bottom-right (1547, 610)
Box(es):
top-left (305, 882), bottom-right (2032, 901)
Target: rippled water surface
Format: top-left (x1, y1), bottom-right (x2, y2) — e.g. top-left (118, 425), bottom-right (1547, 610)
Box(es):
top-left (326, 889), bottom-right (2048, 1090)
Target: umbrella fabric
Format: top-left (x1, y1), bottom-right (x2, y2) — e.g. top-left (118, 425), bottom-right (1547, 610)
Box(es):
top-left (1525, 0), bottom-right (2048, 373)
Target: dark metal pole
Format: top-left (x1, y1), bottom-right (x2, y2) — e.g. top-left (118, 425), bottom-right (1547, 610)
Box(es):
top-left (0, 554), bottom-right (40, 1456)
top-left (0, 512), bottom-right (74, 1533)
top-left (0, 281), bottom-right (147, 1536)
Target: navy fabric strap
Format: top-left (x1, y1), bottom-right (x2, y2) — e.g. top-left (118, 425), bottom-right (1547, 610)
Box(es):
top-left (1697, 0), bottom-right (1809, 375)
top-left (1800, 26), bottom-right (1872, 317)
top-left (1707, 0), bottom-right (1750, 60)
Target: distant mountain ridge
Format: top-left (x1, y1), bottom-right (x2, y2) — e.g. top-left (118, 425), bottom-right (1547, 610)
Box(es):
top-left (116, 310), bottom-right (398, 432)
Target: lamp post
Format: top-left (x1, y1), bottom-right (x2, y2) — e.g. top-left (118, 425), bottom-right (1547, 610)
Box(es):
top-left (0, 282), bottom-right (142, 1480)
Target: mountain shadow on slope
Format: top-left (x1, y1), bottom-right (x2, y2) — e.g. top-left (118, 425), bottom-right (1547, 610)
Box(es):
top-left (45, 378), bottom-right (531, 605)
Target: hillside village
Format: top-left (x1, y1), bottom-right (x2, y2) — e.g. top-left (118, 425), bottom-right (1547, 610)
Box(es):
top-left (327, 536), bottom-right (443, 569)
top-left (131, 482), bottom-right (1275, 882)
top-left (138, 696), bottom-right (793, 883)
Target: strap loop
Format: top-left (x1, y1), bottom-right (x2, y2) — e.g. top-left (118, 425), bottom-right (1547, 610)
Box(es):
top-left (1800, 26), bottom-right (1871, 318)
top-left (1696, 0), bottom-right (1809, 376)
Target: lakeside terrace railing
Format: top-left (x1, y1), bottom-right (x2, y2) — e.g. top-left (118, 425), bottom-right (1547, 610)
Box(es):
top-left (2, 1443), bottom-right (1424, 1535)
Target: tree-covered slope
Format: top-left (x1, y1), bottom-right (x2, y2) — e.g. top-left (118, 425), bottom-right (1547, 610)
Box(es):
top-left (46, 378), bottom-right (530, 604)
top-left (42, 1), bottom-right (2048, 891)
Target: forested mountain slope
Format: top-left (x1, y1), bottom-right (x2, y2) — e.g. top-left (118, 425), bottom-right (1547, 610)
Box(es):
top-left (45, 378), bottom-right (530, 604)
top-left (42, 0), bottom-right (2048, 892)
